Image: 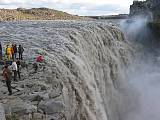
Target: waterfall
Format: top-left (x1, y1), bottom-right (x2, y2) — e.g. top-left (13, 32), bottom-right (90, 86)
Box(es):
top-left (0, 21), bottom-right (134, 120)
top-left (120, 15), bottom-right (160, 120)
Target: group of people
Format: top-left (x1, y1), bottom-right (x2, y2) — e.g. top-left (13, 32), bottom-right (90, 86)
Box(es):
top-left (0, 42), bottom-right (24, 60)
top-left (2, 59), bottom-right (21, 95)
top-left (0, 42), bottom-right (45, 96)
top-left (0, 42), bottom-right (24, 95)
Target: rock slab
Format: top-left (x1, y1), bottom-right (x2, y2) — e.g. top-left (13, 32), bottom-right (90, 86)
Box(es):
top-left (0, 103), bottom-right (6, 120)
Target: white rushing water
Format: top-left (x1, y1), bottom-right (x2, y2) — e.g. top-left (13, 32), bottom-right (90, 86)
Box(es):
top-left (121, 17), bottom-right (160, 120)
top-left (1, 19), bottom-right (159, 120)
top-left (127, 56), bottom-right (160, 120)
top-left (0, 21), bottom-right (135, 120)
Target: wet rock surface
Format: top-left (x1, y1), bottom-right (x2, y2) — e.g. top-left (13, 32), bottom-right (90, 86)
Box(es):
top-left (130, 0), bottom-right (160, 21)
top-left (0, 21), bottom-right (133, 120)
top-left (0, 103), bottom-right (6, 120)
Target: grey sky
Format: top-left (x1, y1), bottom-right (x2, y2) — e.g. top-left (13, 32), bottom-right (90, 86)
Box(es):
top-left (0, 0), bottom-right (134, 15)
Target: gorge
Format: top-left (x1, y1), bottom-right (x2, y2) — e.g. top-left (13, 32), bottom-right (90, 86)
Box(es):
top-left (0, 21), bottom-right (135, 120)
top-left (0, 0), bottom-right (160, 120)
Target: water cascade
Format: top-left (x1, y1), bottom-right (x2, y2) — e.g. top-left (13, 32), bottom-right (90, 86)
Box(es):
top-left (0, 21), bottom-right (135, 120)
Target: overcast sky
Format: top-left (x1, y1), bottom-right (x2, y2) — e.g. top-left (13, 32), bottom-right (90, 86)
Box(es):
top-left (0, 0), bottom-right (134, 16)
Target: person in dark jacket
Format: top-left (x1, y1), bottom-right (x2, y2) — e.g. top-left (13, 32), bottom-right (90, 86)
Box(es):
top-left (13, 44), bottom-right (17, 59)
top-left (0, 42), bottom-right (2, 60)
top-left (18, 45), bottom-right (24, 60)
top-left (2, 65), bottom-right (12, 95)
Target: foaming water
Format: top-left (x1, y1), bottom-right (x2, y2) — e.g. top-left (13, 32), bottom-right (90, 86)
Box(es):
top-left (120, 16), bottom-right (160, 120)
top-left (126, 54), bottom-right (160, 120)
top-left (0, 21), bottom-right (134, 120)
top-left (1, 19), bottom-right (159, 120)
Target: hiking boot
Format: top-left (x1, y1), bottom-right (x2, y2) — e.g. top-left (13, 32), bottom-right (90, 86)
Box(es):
top-left (8, 93), bottom-right (12, 96)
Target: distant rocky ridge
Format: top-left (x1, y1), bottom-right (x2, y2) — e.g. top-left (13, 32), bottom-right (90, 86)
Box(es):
top-left (0, 8), bottom-right (82, 21)
top-left (130, 0), bottom-right (160, 21)
top-left (88, 14), bottom-right (128, 20)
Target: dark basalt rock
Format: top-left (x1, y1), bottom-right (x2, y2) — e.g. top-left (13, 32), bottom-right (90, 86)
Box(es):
top-left (130, 0), bottom-right (160, 21)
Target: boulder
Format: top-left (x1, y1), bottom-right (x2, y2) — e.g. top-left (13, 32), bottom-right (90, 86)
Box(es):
top-left (39, 99), bottom-right (65, 115)
top-left (32, 113), bottom-right (45, 120)
top-left (27, 92), bottom-right (49, 101)
top-left (4, 98), bottom-right (37, 115)
top-left (49, 89), bottom-right (62, 99)
top-left (0, 103), bottom-right (6, 120)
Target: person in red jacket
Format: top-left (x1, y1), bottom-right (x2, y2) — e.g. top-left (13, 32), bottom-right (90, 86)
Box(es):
top-left (2, 65), bottom-right (12, 95)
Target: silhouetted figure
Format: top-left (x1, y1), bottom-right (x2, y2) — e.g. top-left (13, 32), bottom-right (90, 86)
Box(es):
top-left (16, 59), bottom-right (21, 79)
top-left (2, 65), bottom-right (12, 95)
top-left (0, 42), bottom-right (2, 60)
top-left (13, 44), bottom-right (17, 59)
top-left (18, 45), bottom-right (24, 60)
top-left (11, 61), bottom-right (18, 81)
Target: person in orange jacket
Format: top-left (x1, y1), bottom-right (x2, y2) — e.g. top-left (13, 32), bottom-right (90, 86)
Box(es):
top-left (5, 45), bottom-right (9, 60)
top-left (7, 45), bottom-right (12, 60)
top-left (11, 44), bottom-right (14, 60)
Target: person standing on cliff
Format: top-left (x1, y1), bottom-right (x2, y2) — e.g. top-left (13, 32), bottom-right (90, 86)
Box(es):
top-left (18, 45), bottom-right (24, 60)
top-left (2, 65), bottom-right (12, 95)
top-left (11, 60), bottom-right (18, 81)
top-left (16, 59), bottom-right (21, 79)
top-left (11, 44), bottom-right (14, 60)
top-left (13, 44), bottom-right (17, 59)
top-left (5, 45), bottom-right (12, 60)
top-left (5, 45), bottom-right (9, 60)
top-left (0, 42), bottom-right (2, 60)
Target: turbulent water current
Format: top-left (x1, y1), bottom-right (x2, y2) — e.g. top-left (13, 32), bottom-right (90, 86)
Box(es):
top-left (0, 20), bottom-right (158, 120)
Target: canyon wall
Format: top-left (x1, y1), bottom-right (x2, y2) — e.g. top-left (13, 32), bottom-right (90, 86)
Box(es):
top-left (130, 0), bottom-right (160, 21)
